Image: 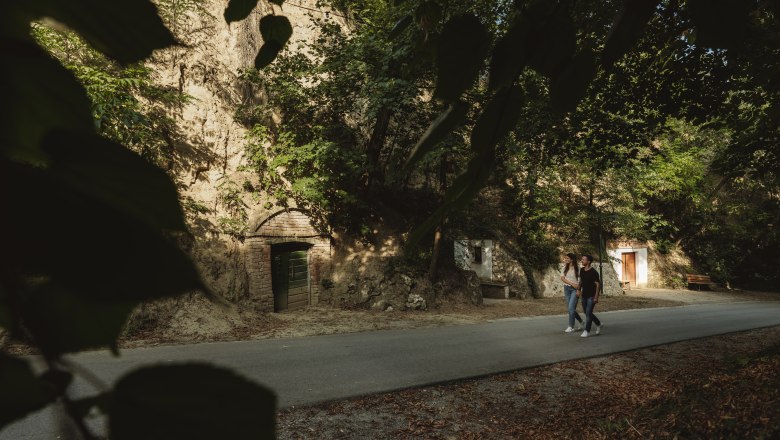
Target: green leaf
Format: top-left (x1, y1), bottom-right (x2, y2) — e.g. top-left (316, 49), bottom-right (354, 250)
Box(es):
top-left (406, 155), bottom-right (495, 251)
top-left (20, 283), bottom-right (137, 357)
top-left (524, 0), bottom-right (558, 21)
top-left (44, 130), bottom-right (187, 232)
top-left (470, 86), bottom-right (525, 155)
top-left (0, 5), bottom-right (36, 39)
top-left (254, 41), bottom-right (283, 70)
top-left (0, 284), bottom-right (12, 330)
top-left (254, 15), bottom-right (291, 69)
top-left (38, 369), bottom-right (74, 396)
top-left (224, 0), bottom-right (260, 24)
top-left (71, 393), bottom-right (111, 420)
top-left (688, 0), bottom-right (750, 50)
top-left (602, 0), bottom-right (659, 68)
top-left (0, 354), bottom-right (54, 429)
top-left (405, 200), bottom-right (452, 251)
top-left (433, 14), bottom-right (489, 103)
top-left (550, 49), bottom-right (597, 114)
top-left (260, 15), bottom-right (293, 45)
top-left (404, 101), bottom-right (469, 171)
top-left (24, 0), bottom-right (177, 64)
top-left (415, 1), bottom-right (442, 29)
top-left (0, 37), bottom-right (93, 165)
top-left (488, 17), bottom-right (529, 91)
top-left (412, 31), bottom-right (439, 65)
top-left (0, 303), bottom-right (10, 330)
top-left (408, 130), bottom-right (502, 251)
top-left (0, 159), bottom-right (207, 304)
top-left (110, 364), bottom-right (276, 440)
top-left (389, 15), bottom-right (412, 40)
top-left (525, 4), bottom-right (576, 79)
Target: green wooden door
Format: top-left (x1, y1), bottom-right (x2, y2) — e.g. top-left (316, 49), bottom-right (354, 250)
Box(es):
top-left (286, 251), bottom-right (309, 310)
top-left (272, 249), bottom-right (309, 311)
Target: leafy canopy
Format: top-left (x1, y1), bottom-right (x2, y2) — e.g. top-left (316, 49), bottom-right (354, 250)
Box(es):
top-left (1, 0), bottom-right (276, 438)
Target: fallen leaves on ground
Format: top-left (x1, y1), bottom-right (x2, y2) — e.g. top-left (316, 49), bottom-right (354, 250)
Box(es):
top-left (277, 326), bottom-right (780, 439)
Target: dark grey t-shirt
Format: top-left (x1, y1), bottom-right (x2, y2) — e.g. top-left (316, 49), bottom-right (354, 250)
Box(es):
top-left (579, 267), bottom-right (600, 297)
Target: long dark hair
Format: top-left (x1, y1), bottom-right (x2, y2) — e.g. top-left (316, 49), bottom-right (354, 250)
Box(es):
top-left (564, 253), bottom-right (579, 278)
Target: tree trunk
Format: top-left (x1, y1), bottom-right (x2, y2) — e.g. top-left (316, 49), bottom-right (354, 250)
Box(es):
top-left (428, 224), bottom-right (443, 281)
top-left (438, 153), bottom-right (448, 191)
top-left (428, 154), bottom-right (452, 281)
top-left (364, 106), bottom-right (392, 191)
top-left (363, 57), bottom-right (403, 193)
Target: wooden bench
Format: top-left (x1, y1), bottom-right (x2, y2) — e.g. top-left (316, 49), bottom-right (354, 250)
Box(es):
top-left (480, 281), bottom-right (510, 299)
top-left (686, 274), bottom-right (716, 290)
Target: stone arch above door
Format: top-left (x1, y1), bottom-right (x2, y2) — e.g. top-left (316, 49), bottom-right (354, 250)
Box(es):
top-left (245, 209), bottom-right (331, 312)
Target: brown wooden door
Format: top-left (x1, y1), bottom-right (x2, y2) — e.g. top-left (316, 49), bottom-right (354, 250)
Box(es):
top-left (622, 252), bottom-right (637, 287)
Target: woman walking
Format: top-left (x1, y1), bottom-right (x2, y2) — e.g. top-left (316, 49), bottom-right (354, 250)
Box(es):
top-left (561, 253), bottom-right (584, 333)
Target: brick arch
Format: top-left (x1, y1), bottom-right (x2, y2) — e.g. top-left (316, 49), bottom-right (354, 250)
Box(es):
top-left (246, 208), bottom-right (331, 312)
top-left (252, 208), bottom-right (320, 237)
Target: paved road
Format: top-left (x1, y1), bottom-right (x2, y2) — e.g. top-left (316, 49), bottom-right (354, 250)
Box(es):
top-left (3, 301), bottom-right (780, 439)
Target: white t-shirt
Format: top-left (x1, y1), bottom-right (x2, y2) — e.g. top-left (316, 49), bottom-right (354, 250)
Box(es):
top-left (562, 265), bottom-right (578, 285)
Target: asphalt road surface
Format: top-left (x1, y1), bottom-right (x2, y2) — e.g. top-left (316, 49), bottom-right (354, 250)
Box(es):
top-left (3, 301), bottom-right (780, 439)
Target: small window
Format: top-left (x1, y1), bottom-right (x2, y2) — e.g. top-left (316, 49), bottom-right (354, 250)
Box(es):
top-left (474, 245), bottom-right (482, 264)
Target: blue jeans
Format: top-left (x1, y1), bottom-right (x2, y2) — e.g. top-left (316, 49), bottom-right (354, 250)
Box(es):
top-left (564, 285), bottom-right (582, 327)
top-left (583, 296), bottom-right (601, 331)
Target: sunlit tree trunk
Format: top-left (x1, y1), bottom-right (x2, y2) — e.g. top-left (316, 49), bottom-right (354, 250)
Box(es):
top-left (428, 155), bottom-right (453, 281)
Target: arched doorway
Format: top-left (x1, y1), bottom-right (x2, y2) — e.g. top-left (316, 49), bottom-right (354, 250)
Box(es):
top-left (245, 208), bottom-right (331, 312)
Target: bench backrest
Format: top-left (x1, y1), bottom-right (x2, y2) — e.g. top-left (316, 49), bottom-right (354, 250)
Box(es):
top-left (686, 274), bottom-right (713, 283)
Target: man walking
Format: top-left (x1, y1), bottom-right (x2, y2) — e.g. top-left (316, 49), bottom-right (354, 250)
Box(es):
top-left (577, 254), bottom-right (602, 337)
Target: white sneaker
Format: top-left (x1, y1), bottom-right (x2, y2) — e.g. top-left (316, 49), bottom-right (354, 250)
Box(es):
top-left (596, 324), bottom-right (602, 335)
top-left (565, 327), bottom-right (574, 333)
top-left (580, 330), bottom-right (589, 338)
